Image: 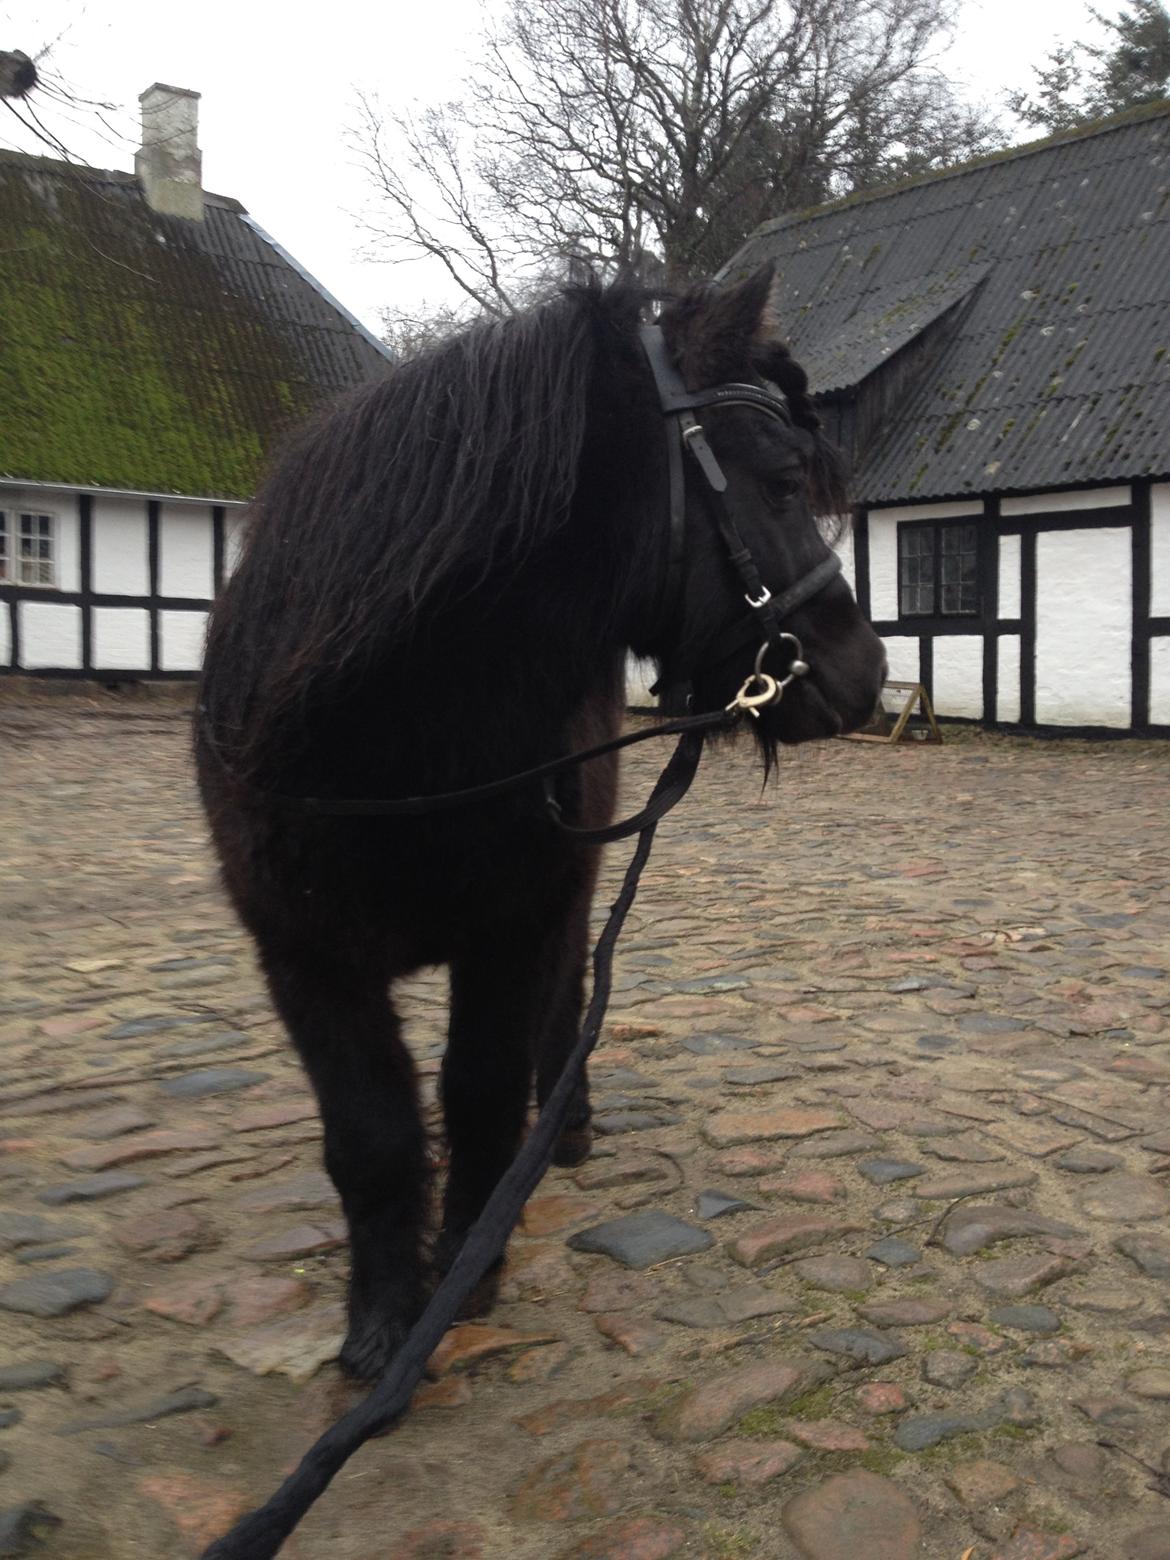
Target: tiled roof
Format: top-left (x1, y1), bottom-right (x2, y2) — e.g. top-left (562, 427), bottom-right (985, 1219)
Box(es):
top-left (0, 152), bottom-right (389, 499)
top-left (728, 101), bottom-right (1170, 503)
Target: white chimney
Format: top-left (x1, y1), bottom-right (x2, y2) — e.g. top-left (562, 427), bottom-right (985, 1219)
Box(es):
top-left (135, 83), bottom-right (203, 221)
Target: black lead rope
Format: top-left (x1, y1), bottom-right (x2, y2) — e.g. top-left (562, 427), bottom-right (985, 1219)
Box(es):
top-left (201, 733), bottom-right (703, 1560)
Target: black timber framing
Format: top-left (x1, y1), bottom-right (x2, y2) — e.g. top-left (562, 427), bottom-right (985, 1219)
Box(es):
top-left (1008, 501), bottom-right (1134, 731)
top-left (0, 490), bottom-right (225, 679)
top-left (852, 511), bottom-right (871, 620)
top-left (981, 496), bottom-right (999, 724)
top-left (859, 490), bottom-right (1163, 736)
top-left (997, 505), bottom-right (1134, 534)
top-left (147, 499), bottom-right (160, 674)
top-left (1132, 480), bottom-right (1151, 730)
top-left (79, 493), bottom-right (93, 671)
top-left (212, 506), bottom-right (226, 596)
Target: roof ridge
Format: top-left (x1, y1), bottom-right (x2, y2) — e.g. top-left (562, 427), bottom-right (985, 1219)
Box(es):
top-left (754, 97), bottom-right (1170, 240)
top-left (0, 147), bottom-right (245, 212)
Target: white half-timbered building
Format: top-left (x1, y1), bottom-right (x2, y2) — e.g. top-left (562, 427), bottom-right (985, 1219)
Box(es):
top-left (0, 85), bottom-right (388, 681)
top-left (727, 102), bottom-right (1170, 735)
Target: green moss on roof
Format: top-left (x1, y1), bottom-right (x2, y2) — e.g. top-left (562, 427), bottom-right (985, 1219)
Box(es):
top-left (0, 155), bottom-right (384, 498)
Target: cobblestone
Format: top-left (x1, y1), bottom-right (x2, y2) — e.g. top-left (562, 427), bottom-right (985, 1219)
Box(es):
top-left (3, 697), bottom-right (1170, 1557)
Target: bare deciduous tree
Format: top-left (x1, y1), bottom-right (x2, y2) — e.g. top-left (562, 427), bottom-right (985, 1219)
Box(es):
top-left (357, 0), bottom-right (999, 337)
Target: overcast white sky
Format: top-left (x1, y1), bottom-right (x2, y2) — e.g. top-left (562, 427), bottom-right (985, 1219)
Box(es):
top-left (2, 0), bottom-right (1110, 335)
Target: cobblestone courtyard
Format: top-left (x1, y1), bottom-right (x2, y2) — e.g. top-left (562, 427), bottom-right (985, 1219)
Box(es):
top-left (2, 690), bottom-right (1170, 1559)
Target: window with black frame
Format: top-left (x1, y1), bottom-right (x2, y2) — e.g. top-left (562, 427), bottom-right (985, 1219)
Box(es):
top-left (898, 521), bottom-right (979, 618)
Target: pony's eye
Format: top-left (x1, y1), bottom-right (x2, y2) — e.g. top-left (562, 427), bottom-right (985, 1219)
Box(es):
top-left (765, 476), bottom-right (801, 503)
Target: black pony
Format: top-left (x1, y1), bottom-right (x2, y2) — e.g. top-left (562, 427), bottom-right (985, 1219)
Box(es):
top-left (196, 267), bottom-right (886, 1380)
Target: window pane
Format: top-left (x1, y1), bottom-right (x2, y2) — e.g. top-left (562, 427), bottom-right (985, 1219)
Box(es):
top-left (904, 530), bottom-right (935, 614)
top-left (936, 525), bottom-right (977, 614)
top-left (14, 513), bottom-right (54, 587)
top-left (899, 526), bottom-right (937, 616)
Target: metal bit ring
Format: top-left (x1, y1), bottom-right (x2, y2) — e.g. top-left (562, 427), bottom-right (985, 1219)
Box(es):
top-left (755, 633), bottom-right (809, 687)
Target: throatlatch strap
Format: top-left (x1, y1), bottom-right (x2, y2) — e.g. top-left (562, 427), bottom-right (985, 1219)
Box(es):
top-left (200, 741), bottom-right (700, 1560)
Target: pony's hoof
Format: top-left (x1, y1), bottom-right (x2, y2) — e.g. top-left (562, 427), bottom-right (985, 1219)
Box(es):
top-left (551, 1121), bottom-right (593, 1167)
top-left (453, 1262), bottom-right (502, 1321)
top-left (339, 1313), bottom-right (413, 1381)
top-left (432, 1237), bottom-right (504, 1321)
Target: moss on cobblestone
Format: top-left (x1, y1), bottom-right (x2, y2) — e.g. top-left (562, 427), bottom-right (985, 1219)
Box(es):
top-left (857, 1446), bottom-right (909, 1476)
top-left (703, 1524), bottom-right (758, 1556)
top-left (738, 1383), bottom-right (836, 1434)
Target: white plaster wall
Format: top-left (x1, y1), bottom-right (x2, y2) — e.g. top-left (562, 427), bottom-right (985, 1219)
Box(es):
top-left (55, 500), bottom-right (81, 594)
top-left (92, 607), bottom-right (150, 671)
top-left (159, 503), bottom-right (214, 600)
top-left (159, 610), bottom-right (208, 672)
top-left (874, 502), bottom-right (984, 523)
top-left (868, 512), bottom-right (899, 620)
top-left (625, 656), bottom-right (657, 707)
top-left (224, 514), bottom-right (247, 579)
top-left (832, 527), bottom-right (855, 594)
top-left (1150, 637), bottom-right (1170, 726)
top-left (997, 635), bottom-right (1021, 723)
top-left (1035, 528), bottom-right (1131, 727)
top-left (880, 635), bottom-right (920, 684)
top-left (92, 496), bottom-right (149, 596)
top-left (999, 534), bottom-right (1021, 619)
top-left (932, 636), bottom-right (984, 719)
top-left (20, 602), bottom-right (81, 668)
top-left (1002, 486), bottom-right (1129, 516)
top-left (0, 606), bottom-right (11, 666)
top-left (1152, 484), bottom-right (1170, 617)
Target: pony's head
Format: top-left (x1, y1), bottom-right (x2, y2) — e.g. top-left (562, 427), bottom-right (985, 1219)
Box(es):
top-left (645, 266), bottom-right (886, 751)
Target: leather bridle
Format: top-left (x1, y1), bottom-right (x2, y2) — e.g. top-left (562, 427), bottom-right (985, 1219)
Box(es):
top-left (639, 322), bottom-right (842, 709)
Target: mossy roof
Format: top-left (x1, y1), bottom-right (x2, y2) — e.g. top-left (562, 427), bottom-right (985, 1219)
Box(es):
top-left (727, 100), bottom-right (1170, 502)
top-left (0, 152), bottom-right (389, 500)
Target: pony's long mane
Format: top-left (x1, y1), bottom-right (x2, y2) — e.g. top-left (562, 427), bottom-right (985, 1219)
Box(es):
top-left (200, 275), bottom-right (850, 773)
top-left (201, 282), bottom-right (644, 756)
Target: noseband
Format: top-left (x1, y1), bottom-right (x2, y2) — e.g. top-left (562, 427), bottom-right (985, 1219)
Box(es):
top-left (639, 324), bottom-right (842, 712)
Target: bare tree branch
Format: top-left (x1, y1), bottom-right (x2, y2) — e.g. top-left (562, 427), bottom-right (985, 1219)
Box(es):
top-left (356, 0), bottom-right (1001, 337)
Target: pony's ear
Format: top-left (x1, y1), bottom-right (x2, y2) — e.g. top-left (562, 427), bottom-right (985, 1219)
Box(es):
top-left (663, 264), bottom-right (782, 385)
top-left (707, 264), bottom-right (780, 348)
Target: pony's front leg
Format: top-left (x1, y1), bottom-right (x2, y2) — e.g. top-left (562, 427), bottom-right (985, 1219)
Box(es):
top-left (435, 937), bottom-right (540, 1313)
top-left (261, 944), bottom-right (428, 1380)
top-left (534, 892), bottom-right (594, 1168)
